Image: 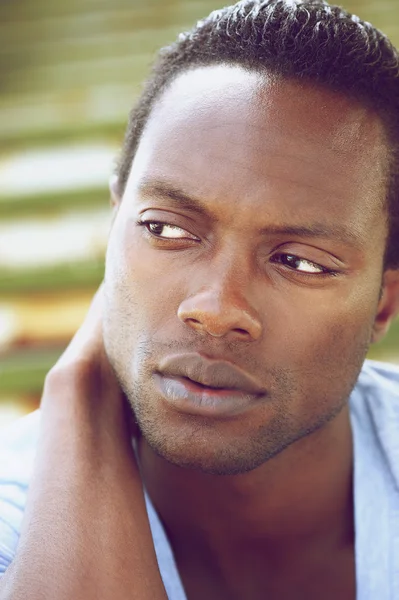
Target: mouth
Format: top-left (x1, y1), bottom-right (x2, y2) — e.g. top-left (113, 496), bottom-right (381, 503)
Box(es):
top-left (154, 353), bottom-right (266, 418)
top-left (176, 375), bottom-right (250, 395)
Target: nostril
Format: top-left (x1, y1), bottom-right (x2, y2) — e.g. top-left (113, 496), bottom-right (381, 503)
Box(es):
top-left (186, 318), bottom-right (201, 327)
top-left (233, 328), bottom-right (250, 337)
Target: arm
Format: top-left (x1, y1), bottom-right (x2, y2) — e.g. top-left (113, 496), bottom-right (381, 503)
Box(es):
top-left (0, 289), bottom-right (167, 600)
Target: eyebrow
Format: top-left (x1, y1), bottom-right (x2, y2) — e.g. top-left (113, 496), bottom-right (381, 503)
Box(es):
top-left (137, 179), bottom-right (362, 249)
top-left (139, 180), bottom-right (210, 216)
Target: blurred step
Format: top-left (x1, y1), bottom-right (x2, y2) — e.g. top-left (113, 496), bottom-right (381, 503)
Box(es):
top-left (0, 290), bottom-right (93, 351)
top-left (0, 144), bottom-right (116, 200)
top-left (0, 346), bottom-right (63, 395)
top-left (0, 258), bottom-right (104, 294)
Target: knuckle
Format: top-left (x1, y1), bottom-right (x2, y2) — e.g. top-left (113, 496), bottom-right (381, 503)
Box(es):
top-left (45, 358), bottom-right (99, 394)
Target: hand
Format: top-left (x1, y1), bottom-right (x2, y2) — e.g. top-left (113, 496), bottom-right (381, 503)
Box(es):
top-left (42, 283), bottom-right (138, 446)
top-left (0, 286), bottom-right (166, 600)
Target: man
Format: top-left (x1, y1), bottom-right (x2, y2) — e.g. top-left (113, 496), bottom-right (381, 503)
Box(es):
top-left (0, 0), bottom-right (399, 598)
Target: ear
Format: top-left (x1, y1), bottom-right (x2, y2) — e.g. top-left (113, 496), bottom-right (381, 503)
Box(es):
top-left (371, 269), bottom-right (399, 344)
top-left (109, 175), bottom-right (122, 222)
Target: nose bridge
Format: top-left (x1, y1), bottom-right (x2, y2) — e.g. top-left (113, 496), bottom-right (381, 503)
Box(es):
top-left (210, 246), bottom-right (250, 302)
top-left (177, 244), bottom-right (262, 340)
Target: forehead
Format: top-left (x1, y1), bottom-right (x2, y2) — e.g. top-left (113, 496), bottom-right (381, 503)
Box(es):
top-left (126, 64), bottom-right (388, 234)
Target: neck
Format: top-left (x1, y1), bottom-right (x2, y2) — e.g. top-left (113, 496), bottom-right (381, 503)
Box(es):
top-left (138, 404), bottom-right (354, 558)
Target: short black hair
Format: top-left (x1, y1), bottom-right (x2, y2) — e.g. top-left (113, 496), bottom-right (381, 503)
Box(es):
top-left (117, 0), bottom-right (399, 268)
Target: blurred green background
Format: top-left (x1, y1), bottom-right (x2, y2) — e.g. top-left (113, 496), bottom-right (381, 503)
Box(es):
top-left (0, 0), bottom-right (398, 426)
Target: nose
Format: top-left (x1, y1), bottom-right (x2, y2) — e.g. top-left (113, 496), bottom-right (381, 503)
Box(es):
top-left (177, 267), bottom-right (262, 342)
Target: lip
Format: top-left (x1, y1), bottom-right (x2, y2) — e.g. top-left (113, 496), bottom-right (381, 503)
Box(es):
top-left (155, 353), bottom-right (266, 417)
top-left (157, 353), bottom-right (265, 394)
top-left (154, 374), bottom-right (263, 417)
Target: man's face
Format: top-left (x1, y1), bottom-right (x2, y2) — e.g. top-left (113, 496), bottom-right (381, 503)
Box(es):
top-left (103, 65), bottom-right (389, 475)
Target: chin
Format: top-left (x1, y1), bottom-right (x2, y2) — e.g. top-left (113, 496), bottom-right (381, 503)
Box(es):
top-left (124, 373), bottom-right (344, 476)
top-left (151, 440), bottom-right (265, 476)
top-left (136, 412), bottom-right (287, 476)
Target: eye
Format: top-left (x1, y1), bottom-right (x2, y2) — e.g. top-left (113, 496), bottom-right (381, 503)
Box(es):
top-left (137, 220), bottom-right (199, 241)
top-left (271, 253), bottom-right (337, 275)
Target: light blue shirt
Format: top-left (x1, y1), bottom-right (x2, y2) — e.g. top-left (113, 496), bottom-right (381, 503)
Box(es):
top-left (0, 359), bottom-right (398, 599)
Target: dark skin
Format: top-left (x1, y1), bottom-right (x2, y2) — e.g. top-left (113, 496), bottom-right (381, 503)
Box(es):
top-left (102, 65), bottom-right (399, 600)
top-left (2, 65), bottom-right (399, 600)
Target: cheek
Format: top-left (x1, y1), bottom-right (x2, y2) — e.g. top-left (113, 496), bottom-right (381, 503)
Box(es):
top-left (262, 287), bottom-right (378, 423)
top-left (105, 219), bottom-right (183, 331)
top-left (274, 283), bottom-right (378, 371)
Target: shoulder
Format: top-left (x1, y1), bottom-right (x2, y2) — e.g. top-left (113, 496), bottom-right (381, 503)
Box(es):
top-left (352, 359), bottom-right (399, 418)
top-left (0, 409), bottom-right (41, 481)
top-left (0, 410), bottom-right (41, 577)
top-left (356, 359), bottom-right (399, 398)
top-left (350, 360), bottom-right (399, 487)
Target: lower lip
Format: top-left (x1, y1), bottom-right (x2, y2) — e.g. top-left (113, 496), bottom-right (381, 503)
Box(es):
top-left (154, 374), bottom-right (261, 418)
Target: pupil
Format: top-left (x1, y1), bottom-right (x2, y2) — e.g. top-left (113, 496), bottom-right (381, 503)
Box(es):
top-left (285, 254), bottom-right (299, 268)
top-left (150, 223), bottom-right (163, 235)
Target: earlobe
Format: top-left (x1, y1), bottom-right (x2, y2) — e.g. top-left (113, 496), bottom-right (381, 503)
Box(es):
top-left (371, 269), bottom-right (399, 344)
top-left (109, 174), bottom-right (122, 209)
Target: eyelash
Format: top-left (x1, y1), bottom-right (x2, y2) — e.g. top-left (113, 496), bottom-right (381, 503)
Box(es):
top-left (270, 254), bottom-right (339, 277)
top-left (136, 220), bottom-right (339, 278)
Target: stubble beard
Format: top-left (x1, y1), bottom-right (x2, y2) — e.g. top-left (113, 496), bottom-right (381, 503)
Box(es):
top-left (116, 364), bottom-right (359, 476)
top-left (104, 307), bottom-right (374, 476)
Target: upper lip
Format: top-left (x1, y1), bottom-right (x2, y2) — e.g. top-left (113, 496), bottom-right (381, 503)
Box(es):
top-left (157, 353), bottom-right (265, 395)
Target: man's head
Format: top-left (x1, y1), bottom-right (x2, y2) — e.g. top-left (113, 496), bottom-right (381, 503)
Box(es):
top-left (117, 0), bottom-right (399, 269)
top-left (103, 0), bottom-right (399, 475)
